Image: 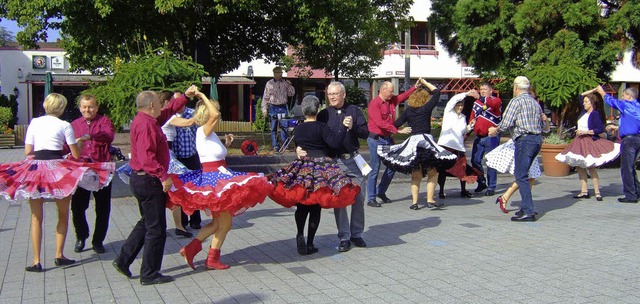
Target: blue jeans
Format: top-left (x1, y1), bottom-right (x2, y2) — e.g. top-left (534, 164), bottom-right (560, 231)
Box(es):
top-left (471, 136), bottom-right (499, 190)
top-left (334, 156), bottom-right (366, 240)
top-left (268, 105), bottom-right (288, 149)
top-left (514, 134), bottom-right (542, 216)
top-left (367, 136), bottom-right (395, 202)
top-left (620, 135), bottom-right (640, 200)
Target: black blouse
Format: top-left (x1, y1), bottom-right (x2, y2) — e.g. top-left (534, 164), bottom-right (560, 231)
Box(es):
top-left (394, 89), bottom-right (441, 134)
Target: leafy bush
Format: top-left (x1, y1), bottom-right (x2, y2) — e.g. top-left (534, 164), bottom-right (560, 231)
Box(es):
top-left (0, 107), bottom-right (13, 133)
top-left (543, 131), bottom-right (571, 144)
top-left (0, 94), bottom-right (18, 128)
top-left (345, 84), bottom-right (367, 106)
top-left (252, 98), bottom-right (268, 132)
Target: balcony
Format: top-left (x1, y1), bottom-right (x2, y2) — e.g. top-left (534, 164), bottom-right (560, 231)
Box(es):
top-left (383, 44), bottom-right (438, 57)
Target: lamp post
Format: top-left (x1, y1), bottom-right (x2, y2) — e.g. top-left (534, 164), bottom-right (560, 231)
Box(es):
top-left (247, 65), bottom-right (254, 123)
top-left (12, 87), bottom-right (19, 98)
top-left (404, 30), bottom-right (411, 91)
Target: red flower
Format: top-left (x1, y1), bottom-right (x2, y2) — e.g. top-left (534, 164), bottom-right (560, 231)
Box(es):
top-left (241, 140), bottom-right (259, 155)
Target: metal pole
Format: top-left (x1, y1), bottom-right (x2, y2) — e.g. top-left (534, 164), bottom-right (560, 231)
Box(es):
top-left (404, 30), bottom-right (411, 91)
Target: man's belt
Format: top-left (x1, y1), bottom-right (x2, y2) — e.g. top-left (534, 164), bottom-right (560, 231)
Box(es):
top-left (133, 170), bottom-right (147, 176)
top-left (622, 134), bottom-right (640, 139)
top-left (369, 132), bottom-right (389, 140)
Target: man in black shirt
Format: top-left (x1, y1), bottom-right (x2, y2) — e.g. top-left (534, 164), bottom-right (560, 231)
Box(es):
top-left (300, 81), bottom-right (369, 252)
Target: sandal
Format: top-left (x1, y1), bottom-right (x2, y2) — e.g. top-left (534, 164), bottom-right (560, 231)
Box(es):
top-left (572, 192), bottom-right (590, 199)
top-left (438, 192), bottom-right (446, 199)
top-left (409, 203), bottom-right (421, 210)
top-left (595, 193), bottom-right (603, 201)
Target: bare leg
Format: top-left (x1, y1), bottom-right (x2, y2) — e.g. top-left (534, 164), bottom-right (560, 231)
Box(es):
top-left (196, 218), bottom-right (219, 243)
top-left (172, 207), bottom-right (188, 232)
top-left (210, 212), bottom-right (232, 249)
top-left (426, 168), bottom-right (438, 203)
top-left (410, 170), bottom-right (423, 204)
top-left (502, 182), bottom-right (519, 203)
top-left (576, 167), bottom-right (589, 194)
top-left (29, 199), bottom-right (44, 265)
top-left (54, 197), bottom-right (71, 259)
top-left (590, 167), bottom-right (601, 196)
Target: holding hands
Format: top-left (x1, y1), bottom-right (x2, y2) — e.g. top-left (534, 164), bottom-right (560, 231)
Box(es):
top-left (224, 134), bottom-right (234, 148)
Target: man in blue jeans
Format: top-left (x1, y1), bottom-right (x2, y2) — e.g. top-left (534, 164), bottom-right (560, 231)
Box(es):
top-left (261, 66), bottom-right (295, 151)
top-left (469, 82), bottom-right (502, 196)
top-left (489, 76), bottom-right (549, 222)
top-left (366, 81), bottom-right (416, 207)
top-left (596, 85), bottom-right (640, 203)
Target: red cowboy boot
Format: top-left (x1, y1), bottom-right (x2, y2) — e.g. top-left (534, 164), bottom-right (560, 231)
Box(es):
top-left (205, 248), bottom-right (230, 270)
top-left (180, 238), bottom-right (202, 270)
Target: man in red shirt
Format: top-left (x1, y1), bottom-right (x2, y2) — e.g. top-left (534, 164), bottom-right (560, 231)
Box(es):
top-left (469, 82), bottom-right (502, 196)
top-left (113, 86), bottom-right (196, 285)
top-left (70, 94), bottom-right (115, 254)
top-left (366, 81), bottom-right (417, 207)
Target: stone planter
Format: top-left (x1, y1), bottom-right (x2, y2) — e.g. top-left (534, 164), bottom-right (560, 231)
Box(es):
top-left (540, 143), bottom-right (570, 177)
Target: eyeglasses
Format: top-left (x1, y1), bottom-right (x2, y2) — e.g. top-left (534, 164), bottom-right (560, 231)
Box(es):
top-left (327, 92), bottom-right (342, 97)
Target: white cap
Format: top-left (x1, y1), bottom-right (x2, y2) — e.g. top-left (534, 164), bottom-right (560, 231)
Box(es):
top-left (513, 76), bottom-right (530, 89)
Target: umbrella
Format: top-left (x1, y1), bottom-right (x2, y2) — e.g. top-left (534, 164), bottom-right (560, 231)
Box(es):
top-left (44, 72), bottom-right (53, 97)
top-left (209, 77), bottom-right (218, 100)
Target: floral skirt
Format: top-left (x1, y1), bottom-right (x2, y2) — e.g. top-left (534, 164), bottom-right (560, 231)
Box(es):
top-left (555, 136), bottom-right (620, 168)
top-left (268, 156), bottom-right (360, 209)
top-left (439, 147), bottom-right (481, 183)
top-left (0, 156), bottom-right (115, 201)
top-left (116, 153), bottom-right (188, 184)
top-left (168, 160), bottom-right (273, 218)
top-left (377, 133), bottom-right (457, 177)
top-left (485, 139), bottom-right (542, 178)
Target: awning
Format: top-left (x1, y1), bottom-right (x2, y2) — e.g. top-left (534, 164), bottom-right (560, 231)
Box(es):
top-left (203, 76), bottom-right (255, 85)
top-left (24, 73), bottom-right (108, 84)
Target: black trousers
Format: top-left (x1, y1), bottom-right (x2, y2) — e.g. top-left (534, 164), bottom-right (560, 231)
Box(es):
top-left (177, 153), bottom-right (202, 226)
top-left (71, 182), bottom-right (112, 245)
top-left (115, 174), bottom-right (167, 280)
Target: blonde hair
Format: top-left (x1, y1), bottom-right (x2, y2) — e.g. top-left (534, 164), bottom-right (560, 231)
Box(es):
top-left (43, 93), bottom-right (68, 116)
top-left (77, 93), bottom-right (98, 108)
top-left (193, 99), bottom-right (221, 126)
top-left (407, 88), bottom-right (432, 108)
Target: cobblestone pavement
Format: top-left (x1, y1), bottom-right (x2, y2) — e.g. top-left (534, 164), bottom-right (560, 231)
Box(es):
top-left (0, 147), bottom-right (639, 303)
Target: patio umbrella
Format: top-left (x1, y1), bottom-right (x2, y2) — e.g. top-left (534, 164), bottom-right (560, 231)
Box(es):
top-left (44, 72), bottom-right (53, 97)
top-left (210, 77), bottom-right (218, 100)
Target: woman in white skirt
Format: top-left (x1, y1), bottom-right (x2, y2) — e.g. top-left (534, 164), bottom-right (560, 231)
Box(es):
top-left (555, 92), bottom-right (620, 201)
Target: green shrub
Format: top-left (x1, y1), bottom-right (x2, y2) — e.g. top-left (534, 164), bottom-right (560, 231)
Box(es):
top-left (0, 106), bottom-right (12, 133)
top-left (252, 98), bottom-right (268, 132)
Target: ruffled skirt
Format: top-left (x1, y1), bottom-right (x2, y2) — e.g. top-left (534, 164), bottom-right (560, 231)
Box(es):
top-left (168, 162), bottom-right (273, 217)
top-left (116, 153), bottom-right (188, 184)
top-left (268, 156), bottom-right (361, 208)
top-left (485, 139), bottom-right (542, 178)
top-left (440, 147), bottom-right (481, 183)
top-left (555, 136), bottom-right (620, 168)
top-left (377, 134), bottom-right (457, 176)
top-left (0, 156), bottom-right (115, 201)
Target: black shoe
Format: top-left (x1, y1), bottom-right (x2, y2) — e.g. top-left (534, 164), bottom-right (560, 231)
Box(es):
top-left (367, 200), bottom-right (382, 207)
top-left (438, 192), bottom-right (446, 199)
top-left (485, 189), bottom-right (495, 196)
top-left (296, 234), bottom-right (307, 255)
top-left (514, 210), bottom-right (539, 217)
top-left (511, 214), bottom-right (536, 222)
top-left (377, 194), bottom-right (392, 204)
top-left (74, 239), bottom-right (85, 253)
top-left (474, 184), bottom-right (487, 193)
top-left (175, 228), bottom-right (193, 238)
top-left (25, 263), bottom-right (42, 272)
top-left (350, 237), bottom-right (367, 248)
top-left (460, 191), bottom-right (473, 198)
top-left (573, 193), bottom-right (590, 199)
top-left (54, 257), bottom-right (76, 266)
top-left (140, 274), bottom-right (174, 286)
top-left (93, 243), bottom-right (106, 254)
top-left (306, 244), bottom-right (319, 255)
top-left (112, 261), bottom-right (132, 278)
top-left (189, 223), bottom-right (202, 230)
top-left (617, 197), bottom-right (638, 203)
top-left (426, 201), bottom-right (444, 208)
top-left (409, 203), bottom-right (421, 210)
top-left (337, 240), bottom-right (351, 252)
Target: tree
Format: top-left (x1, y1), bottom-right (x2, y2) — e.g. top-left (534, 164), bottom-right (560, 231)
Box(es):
top-left (0, 0), bottom-right (410, 79)
top-left (428, 0), bottom-right (627, 83)
top-left (0, 26), bottom-right (14, 46)
top-left (1, 0), bottom-right (294, 77)
top-left (285, 0), bottom-right (413, 80)
top-left (84, 47), bottom-right (207, 129)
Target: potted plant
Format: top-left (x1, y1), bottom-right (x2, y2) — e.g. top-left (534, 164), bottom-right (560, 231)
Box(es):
top-left (540, 131), bottom-right (572, 176)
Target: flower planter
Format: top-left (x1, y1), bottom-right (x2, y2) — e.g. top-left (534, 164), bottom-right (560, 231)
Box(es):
top-left (0, 133), bottom-right (16, 148)
top-left (540, 143), bottom-right (570, 176)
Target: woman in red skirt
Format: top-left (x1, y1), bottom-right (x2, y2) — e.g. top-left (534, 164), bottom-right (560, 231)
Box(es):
top-left (555, 92), bottom-right (620, 201)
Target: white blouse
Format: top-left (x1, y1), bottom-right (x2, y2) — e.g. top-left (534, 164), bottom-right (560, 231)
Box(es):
top-left (25, 115), bottom-right (76, 151)
top-left (437, 92), bottom-right (469, 152)
top-left (196, 127), bottom-right (227, 162)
